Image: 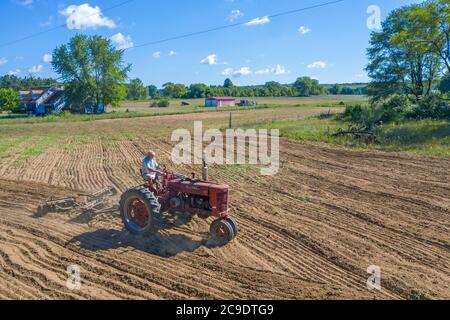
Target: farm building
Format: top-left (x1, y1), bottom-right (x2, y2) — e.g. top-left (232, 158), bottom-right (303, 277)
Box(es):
top-left (19, 86), bottom-right (66, 116)
top-left (205, 96), bottom-right (236, 107)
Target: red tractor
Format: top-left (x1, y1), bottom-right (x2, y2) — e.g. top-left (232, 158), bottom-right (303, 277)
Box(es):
top-left (119, 161), bottom-right (238, 244)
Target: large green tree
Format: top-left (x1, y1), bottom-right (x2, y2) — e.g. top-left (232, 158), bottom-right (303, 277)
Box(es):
top-left (147, 85), bottom-right (158, 98)
top-left (411, 0), bottom-right (450, 73)
top-left (162, 83), bottom-right (187, 98)
top-left (293, 77), bottom-right (322, 96)
top-left (188, 83), bottom-right (208, 98)
top-left (366, 1), bottom-right (447, 101)
top-left (52, 35), bottom-right (130, 111)
top-left (126, 78), bottom-right (148, 100)
top-left (264, 81), bottom-right (283, 97)
top-left (0, 88), bottom-right (20, 112)
top-left (223, 78), bottom-right (234, 89)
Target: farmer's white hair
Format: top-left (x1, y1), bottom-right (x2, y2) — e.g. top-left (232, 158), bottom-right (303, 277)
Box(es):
top-left (148, 149), bottom-right (156, 155)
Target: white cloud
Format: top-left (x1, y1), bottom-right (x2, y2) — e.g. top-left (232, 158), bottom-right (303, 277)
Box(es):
top-left (222, 67), bottom-right (251, 78)
top-left (255, 64), bottom-right (288, 75)
top-left (200, 54), bottom-right (218, 65)
top-left (169, 50), bottom-right (177, 56)
top-left (226, 10), bottom-right (244, 23)
top-left (152, 51), bottom-right (161, 59)
top-left (307, 61), bottom-right (327, 69)
top-left (274, 64), bottom-right (287, 75)
top-left (8, 69), bottom-right (21, 76)
top-left (42, 54), bottom-right (52, 63)
top-left (110, 33), bottom-right (134, 50)
top-left (29, 64), bottom-right (43, 73)
top-left (0, 58), bottom-right (7, 65)
top-left (245, 16), bottom-right (270, 26)
top-left (60, 4), bottom-right (116, 30)
top-left (234, 67), bottom-right (252, 77)
top-left (355, 73), bottom-right (364, 78)
top-left (298, 26), bottom-right (311, 35)
top-left (18, 0), bottom-right (33, 7)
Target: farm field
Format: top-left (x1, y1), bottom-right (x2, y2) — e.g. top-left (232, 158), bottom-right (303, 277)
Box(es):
top-left (121, 95), bottom-right (367, 112)
top-left (0, 95), bottom-right (365, 125)
top-left (0, 105), bottom-right (449, 300)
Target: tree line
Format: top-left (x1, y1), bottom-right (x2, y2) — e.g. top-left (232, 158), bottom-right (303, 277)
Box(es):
top-left (0, 75), bottom-right (56, 91)
top-left (0, 71), bottom-right (368, 112)
top-left (149, 77), bottom-right (325, 100)
top-left (126, 77), bottom-right (368, 100)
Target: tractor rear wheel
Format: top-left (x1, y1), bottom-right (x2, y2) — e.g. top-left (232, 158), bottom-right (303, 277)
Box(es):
top-left (120, 186), bottom-right (160, 236)
top-left (210, 219), bottom-right (235, 245)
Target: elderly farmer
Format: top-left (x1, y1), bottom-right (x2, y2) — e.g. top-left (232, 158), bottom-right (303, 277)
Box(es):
top-left (141, 149), bottom-right (164, 182)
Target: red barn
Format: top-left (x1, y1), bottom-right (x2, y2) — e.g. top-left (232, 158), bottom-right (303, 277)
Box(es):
top-left (205, 96), bottom-right (235, 107)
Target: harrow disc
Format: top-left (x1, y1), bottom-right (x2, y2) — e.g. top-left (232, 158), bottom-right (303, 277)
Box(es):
top-left (36, 204), bottom-right (49, 217)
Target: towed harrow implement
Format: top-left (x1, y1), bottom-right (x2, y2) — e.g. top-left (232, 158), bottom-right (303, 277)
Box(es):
top-left (37, 186), bottom-right (118, 218)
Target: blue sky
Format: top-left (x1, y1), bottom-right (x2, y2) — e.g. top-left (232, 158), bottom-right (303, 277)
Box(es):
top-left (0, 0), bottom-right (422, 86)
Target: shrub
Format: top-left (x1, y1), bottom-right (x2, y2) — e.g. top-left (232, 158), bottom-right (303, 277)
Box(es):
top-left (0, 88), bottom-right (20, 112)
top-left (358, 105), bottom-right (385, 129)
top-left (345, 95), bottom-right (413, 126)
top-left (410, 95), bottom-right (450, 120)
top-left (157, 99), bottom-right (170, 108)
top-left (377, 94), bottom-right (412, 123)
top-left (438, 74), bottom-right (450, 94)
top-left (343, 104), bottom-right (364, 122)
top-left (344, 94), bottom-right (449, 130)
top-left (149, 99), bottom-right (170, 108)
top-left (344, 104), bottom-right (383, 129)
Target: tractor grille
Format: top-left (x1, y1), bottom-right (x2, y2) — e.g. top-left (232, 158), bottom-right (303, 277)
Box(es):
top-left (216, 192), bottom-right (228, 212)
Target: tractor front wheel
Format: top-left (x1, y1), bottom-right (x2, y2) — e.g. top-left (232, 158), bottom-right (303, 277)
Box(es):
top-left (120, 186), bottom-right (160, 236)
top-left (225, 217), bottom-right (238, 236)
top-left (210, 219), bottom-right (235, 245)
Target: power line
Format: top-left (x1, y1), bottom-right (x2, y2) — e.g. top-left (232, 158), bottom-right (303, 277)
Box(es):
top-left (3, 0), bottom-right (346, 77)
top-left (0, 0), bottom-right (136, 48)
top-left (1, 0), bottom-right (345, 50)
top-left (128, 0), bottom-right (346, 50)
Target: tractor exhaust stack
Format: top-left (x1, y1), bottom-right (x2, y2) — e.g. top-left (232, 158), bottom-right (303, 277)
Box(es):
top-left (202, 159), bottom-right (209, 181)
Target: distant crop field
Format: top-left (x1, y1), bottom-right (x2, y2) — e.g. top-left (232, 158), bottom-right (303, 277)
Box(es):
top-left (0, 96), bottom-right (364, 125)
top-left (121, 95), bottom-right (367, 111)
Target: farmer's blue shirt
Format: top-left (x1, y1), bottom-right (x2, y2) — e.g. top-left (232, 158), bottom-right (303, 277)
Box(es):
top-left (141, 156), bottom-right (159, 179)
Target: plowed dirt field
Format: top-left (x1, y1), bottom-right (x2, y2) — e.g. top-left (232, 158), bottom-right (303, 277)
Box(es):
top-left (0, 107), bottom-right (448, 299)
